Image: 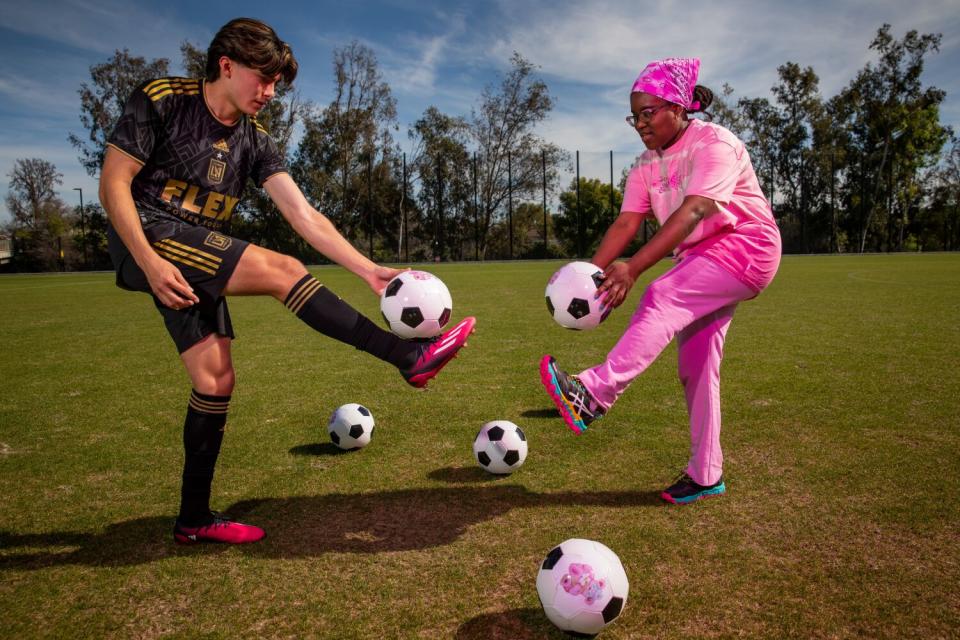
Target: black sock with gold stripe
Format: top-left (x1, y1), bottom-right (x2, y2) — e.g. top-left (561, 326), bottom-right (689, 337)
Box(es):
top-left (178, 390), bottom-right (230, 527)
top-left (285, 275), bottom-right (417, 369)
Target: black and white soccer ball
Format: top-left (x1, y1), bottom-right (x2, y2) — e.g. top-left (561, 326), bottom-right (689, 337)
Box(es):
top-left (380, 270), bottom-right (453, 339)
top-left (472, 420), bottom-right (528, 475)
top-left (327, 403), bottom-right (375, 451)
top-left (545, 261), bottom-right (611, 330)
top-left (536, 538), bottom-right (629, 636)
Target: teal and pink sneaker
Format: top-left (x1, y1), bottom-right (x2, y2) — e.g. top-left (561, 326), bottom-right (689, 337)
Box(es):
top-left (539, 355), bottom-right (604, 434)
top-left (400, 317), bottom-right (476, 388)
top-left (660, 472), bottom-right (726, 505)
top-left (173, 512), bottom-right (265, 545)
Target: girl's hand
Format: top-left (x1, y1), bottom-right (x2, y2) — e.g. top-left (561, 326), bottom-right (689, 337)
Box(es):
top-left (596, 261), bottom-right (636, 309)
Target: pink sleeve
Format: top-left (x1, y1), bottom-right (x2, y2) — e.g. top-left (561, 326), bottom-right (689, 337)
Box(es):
top-left (685, 138), bottom-right (741, 204)
top-left (620, 165), bottom-right (651, 215)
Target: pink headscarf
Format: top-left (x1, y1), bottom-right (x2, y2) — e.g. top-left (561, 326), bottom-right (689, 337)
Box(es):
top-left (631, 57), bottom-right (701, 111)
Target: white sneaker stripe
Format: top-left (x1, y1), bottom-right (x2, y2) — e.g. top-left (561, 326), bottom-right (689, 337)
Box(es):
top-left (438, 321), bottom-right (470, 345)
top-left (433, 341), bottom-right (455, 355)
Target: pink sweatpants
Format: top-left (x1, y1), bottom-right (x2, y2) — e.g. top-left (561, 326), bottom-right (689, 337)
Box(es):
top-left (577, 255), bottom-right (757, 486)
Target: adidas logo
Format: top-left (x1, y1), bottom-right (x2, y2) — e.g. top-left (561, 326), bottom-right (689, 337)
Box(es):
top-left (433, 320), bottom-right (470, 354)
top-left (212, 139), bottom-right (230, 152)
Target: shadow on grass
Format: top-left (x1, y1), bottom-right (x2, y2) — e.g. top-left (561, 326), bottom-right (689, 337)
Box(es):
top-left (455, 607), bottom-right (560, 639)
top-left (428, 466), bottom-right (504, 483)
top-left (0, 486), bottom-right (661, 570)
top-left (288, 442), bottom-right (347, 456)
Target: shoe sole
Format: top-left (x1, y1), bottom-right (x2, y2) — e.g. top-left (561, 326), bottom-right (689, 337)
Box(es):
top-left (660, 483), bottom-right (726, 505)
top-left (174, 533), bottom-right (265, 545)
top-left (173, 526), bottom-right (265, 545)
top-left (175, 533), bottom-right (205, 545)
top-left (406, 317), bottom-right (476, 388)
top-left (539, 355), bottom-right (587, 434)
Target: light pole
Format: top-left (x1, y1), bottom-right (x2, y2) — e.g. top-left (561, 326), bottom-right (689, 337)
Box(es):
top-left (73, 187), bottom-right (87, 268)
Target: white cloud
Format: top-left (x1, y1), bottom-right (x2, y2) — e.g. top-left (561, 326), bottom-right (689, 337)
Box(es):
top-left (0, 71), bottom-right (84, 120)
top-left (296, 11), bottom-right (482, 136)
top-left (480, 0), bottom-right (958, 103)
top-left (379, 10), bottom-right (478, 118)
top-left (0, 0), bottom-right (208, 59)
top-left (389, 32), bottom-right (452, 94)
top-left (451, 0), bottom-right (959, 153)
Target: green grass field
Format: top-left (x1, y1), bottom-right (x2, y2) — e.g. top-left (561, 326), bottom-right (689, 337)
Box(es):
top-left (1, 254), bottom-right (958, 639)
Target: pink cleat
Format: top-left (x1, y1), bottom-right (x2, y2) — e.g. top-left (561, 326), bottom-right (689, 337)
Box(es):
top-left (400, 317), bottom-right (476, 388)
top-left (173, 512), bottom-right (265, 545)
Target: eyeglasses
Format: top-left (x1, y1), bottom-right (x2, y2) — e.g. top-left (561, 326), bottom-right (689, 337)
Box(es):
top-left (625, 104), bottom-right (670, 127)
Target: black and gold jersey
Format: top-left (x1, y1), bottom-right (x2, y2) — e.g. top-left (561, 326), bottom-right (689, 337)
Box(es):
top-left (107, 77), bottom-right (286, 233)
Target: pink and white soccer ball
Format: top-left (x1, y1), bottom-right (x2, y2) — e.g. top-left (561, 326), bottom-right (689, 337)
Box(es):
top-left (380, 270), bottom-right (453, 339)
top-left (545, 262), bottom-right (611, 330)
top-left (536, 538), bottom-right (629, 635)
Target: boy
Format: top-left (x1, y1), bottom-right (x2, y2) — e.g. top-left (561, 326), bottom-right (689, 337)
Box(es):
top-left (101, 18), bottom-right (475, 544)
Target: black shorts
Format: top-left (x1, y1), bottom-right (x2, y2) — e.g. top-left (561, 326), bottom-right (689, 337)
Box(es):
top-left (108, 220), bottom-right (250, 353)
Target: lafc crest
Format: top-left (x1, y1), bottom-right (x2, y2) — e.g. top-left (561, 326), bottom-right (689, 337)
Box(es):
top-left (208, 140), bottom-right (230, 184)
top-left (204, 232), bottom-right (232, 251)
top-left (207, 156), bottom-right (227, 184)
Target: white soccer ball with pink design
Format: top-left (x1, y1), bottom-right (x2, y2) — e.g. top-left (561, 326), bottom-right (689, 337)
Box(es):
top-left (536, 538), bottom-right (629, 635)
top-left (380, 270), bottom-right (453, 339)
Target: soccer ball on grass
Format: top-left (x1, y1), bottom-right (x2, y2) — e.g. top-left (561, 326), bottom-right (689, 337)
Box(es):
top-left (472, 420), bottom-right (528, 475)
top-left (536, 538), bottom-right (629, 635)
top-left (327, 403), bottom-right (375, 450)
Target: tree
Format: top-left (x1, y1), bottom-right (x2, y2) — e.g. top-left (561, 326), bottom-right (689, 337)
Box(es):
top-left (736, 97), bottom-right (784, 203)
top-left (920, 137), bottom-right (960, 250)
top-left (6, 159), bottom-right (71, 271)
top-left (486, 202), bottom-right (555, 258)
top-left (69, 49), bottom-right (169, 177)
top-left (833, 25), bottom-right (949, 252)
top-left (470, 53), bottom-right (567, 258)
top-left (770, 62), bottom-right (823, 252)
top-left (553, 177), bottom-right (623, 258)
top-left (408, 107), bottom-right (473, 260)
top-left (710, 83), bottom-right (744, 136)
top-left (70, 202), bottom-right (112, 270)
top-left (292, 41), bottom-right (400, 260)
top-left (179, 40), bottom-right (206, 79)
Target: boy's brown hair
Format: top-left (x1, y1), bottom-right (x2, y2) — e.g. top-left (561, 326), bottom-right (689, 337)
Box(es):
top-left (206, 18), bottom-right (298, 84)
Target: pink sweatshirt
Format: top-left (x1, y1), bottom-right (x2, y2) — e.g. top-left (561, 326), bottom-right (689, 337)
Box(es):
top-left (620, 119), bottom-right (781, 292)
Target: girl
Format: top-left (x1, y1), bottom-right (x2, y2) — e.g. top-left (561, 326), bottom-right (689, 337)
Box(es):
top-left (540, 57), bottom-right (781, 504)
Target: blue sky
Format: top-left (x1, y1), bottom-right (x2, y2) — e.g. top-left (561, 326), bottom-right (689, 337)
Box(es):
top-left (1, 0), bottom-right (958, 223)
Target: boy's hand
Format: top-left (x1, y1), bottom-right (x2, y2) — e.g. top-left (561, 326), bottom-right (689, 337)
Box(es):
top-left (144, 256), bottom-right (200, 310)
top-left (366, 265), bottom-right (407, 296)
